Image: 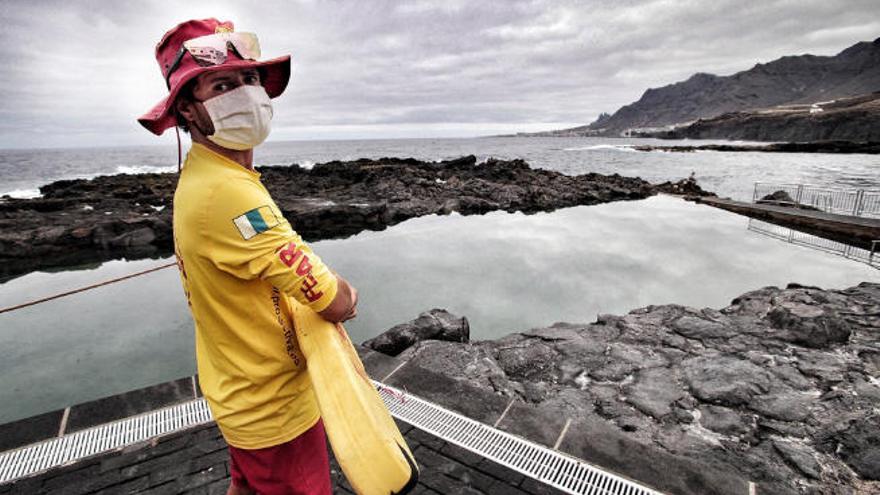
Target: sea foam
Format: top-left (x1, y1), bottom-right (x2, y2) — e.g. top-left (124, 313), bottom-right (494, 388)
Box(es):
top-left (563, 144), bottom-right (637, 152)
top-left (2, 188), bottom-right (42, 199)
top-left (116, 165), bottom-right (177, 175)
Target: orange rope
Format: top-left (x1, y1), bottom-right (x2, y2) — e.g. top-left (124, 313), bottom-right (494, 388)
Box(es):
top-left (0, 262), bottom-right (177, 315)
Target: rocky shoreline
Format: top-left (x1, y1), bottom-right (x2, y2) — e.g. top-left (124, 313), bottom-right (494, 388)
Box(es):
top-left (365, 283), bottom-right (880, 494)
top-left (0, 155), bottom-right (708, 279)
top-left (633, 140), bottom-right (880, 154)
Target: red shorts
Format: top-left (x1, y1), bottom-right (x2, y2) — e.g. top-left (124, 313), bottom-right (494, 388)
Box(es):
top-left (228, 418), bottom-right (331, 495)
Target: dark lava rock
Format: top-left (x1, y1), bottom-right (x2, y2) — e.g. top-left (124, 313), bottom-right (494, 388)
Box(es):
top-left (765, 303), bottom-right (851, 348)
top-left (759, 190), bottom-right (797, 204)
top-left (682, 356), bottom-right (771, 406)
top-left (671, 314), bottom-right (737, 340)
top-left (362, 309), bottom-right (469, 356)
top-left (698, 405), bottom-right (752, 436)
top-left (795, 350), bottom-right (849, 386)
top-left (819, 415), bottom-right (880, 481)
top-left (653, 176), bottom-right (717, 198)
top-left (493, 340), bottom-right (559, 384)
top-left (773, 440), bottom-right (823, 480)
top-left (755, 190), bottom-right (824, 212)
top-left (623, 367), bottom-right (686, 419)
top-left (749, 392), bottom-right (816, 422)
top-left (372, 282), bottom-right (880, 493)
top-left (0, 155), bottom-right (681, 279)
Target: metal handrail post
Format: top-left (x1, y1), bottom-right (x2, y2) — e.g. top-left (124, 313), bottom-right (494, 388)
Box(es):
top-left (853, 190), bottom-right (864, 217)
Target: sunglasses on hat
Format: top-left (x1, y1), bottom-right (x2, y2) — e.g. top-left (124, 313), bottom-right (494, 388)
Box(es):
top-left (165, 32), bottom-right (261, 89)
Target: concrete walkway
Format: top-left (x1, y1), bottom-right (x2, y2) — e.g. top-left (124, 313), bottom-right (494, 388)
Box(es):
top-left (698, 196), bottom-right (880, 245)
top-left (0, 420), bottom-right (562, 494)
top-left (0, 346), bottom-right (573, 495)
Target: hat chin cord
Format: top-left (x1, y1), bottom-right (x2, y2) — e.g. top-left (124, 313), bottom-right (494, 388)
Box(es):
top-left (176, 126), bottom-right (182, 173)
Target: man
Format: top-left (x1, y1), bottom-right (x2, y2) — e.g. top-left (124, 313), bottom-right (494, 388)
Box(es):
top-left (138, 19), bottom-right (357, 495)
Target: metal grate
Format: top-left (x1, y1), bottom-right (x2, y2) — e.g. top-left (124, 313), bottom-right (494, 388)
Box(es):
top-left (2, 383), bottom-right (663, 495)
top-left (0, 399), bottom-right (212, 484)
top-left (375, 382), bottom-right (663, 495)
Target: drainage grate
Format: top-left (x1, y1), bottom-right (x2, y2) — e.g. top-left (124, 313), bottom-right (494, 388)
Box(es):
top-left (375, 381), bottom-right (663, 495)
top-left (2, 382), bottom-right (663, 494)
top-left (0, 399), bottom-right (212, 484)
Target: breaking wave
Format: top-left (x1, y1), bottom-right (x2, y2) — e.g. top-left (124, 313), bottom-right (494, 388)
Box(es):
top-left (563, 144), bottom-right (638, 152)
top-left (116, 165), bottom-right (177, 175)
top-left (2, 188), bottom-right (42, 199)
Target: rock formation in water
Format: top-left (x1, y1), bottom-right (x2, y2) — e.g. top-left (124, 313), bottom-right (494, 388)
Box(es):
top-left (0, 156), bottom-right (708, 278)
top-left (366, 283), bottom-right (880, 494)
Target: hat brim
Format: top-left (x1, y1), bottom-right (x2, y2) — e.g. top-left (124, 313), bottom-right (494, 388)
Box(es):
top-left (138, 55), bottom-right (290, 136)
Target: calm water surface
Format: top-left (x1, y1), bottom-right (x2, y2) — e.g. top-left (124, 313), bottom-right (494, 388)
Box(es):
top-left (0, 195), bottom-right (876, 423)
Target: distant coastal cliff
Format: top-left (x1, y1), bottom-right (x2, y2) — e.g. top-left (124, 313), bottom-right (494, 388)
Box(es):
top-left (517, 37), bottom-right (880, 142)
top-left (638, 93), bottom-right (880, 142)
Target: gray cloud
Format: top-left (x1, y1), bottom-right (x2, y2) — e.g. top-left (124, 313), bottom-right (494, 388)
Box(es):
top-left (0, 0), bottom-right (877, 147)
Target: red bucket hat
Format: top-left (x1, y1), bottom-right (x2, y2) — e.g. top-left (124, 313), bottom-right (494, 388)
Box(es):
top-left (138, 18), bottom-right (290, 136)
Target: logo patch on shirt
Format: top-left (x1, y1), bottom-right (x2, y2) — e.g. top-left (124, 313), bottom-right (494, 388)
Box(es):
top-left (232, 206), bottom-right (279, 240)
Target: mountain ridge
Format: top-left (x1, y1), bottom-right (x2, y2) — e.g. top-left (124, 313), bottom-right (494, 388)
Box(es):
top-left (523, 37), bottom-right (880, 138)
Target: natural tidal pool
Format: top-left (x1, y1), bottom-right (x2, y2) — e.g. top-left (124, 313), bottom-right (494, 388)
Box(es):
top-left (0, 195), bottom-right (876, 423)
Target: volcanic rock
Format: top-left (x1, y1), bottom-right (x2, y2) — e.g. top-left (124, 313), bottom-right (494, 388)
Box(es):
top-left (0, 156), bottom-right (673, 278)
top-left (371, 282), bottom-right (880, 493)
top-left (362, 308), bottom-right (469, 356)
top-left (759, 190), bottom-right (796, 204)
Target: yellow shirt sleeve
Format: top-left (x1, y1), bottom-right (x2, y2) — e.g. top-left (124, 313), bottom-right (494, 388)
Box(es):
top-left (203, 177), bottom-right (338, 312)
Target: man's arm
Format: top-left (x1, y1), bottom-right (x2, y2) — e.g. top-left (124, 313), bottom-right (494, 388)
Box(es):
top-left (318, 275), bottom-right (358, 323)
top-left (205, 179), bottom-right (355, 317)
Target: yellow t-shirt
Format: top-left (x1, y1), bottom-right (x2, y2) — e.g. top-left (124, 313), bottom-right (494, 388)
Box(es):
top-left (172, 143), bottom-right (338, 449)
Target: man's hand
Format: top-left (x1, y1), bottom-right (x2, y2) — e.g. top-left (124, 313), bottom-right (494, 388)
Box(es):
top-left (342, 284), bottom-right (358, 321)
top-left (318, 275), bottom-right (358, 323)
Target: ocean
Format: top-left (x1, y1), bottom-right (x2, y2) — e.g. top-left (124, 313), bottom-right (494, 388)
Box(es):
top-left (3, 136), bottom-right (878, 201)
top-left (0, 136), bottom-right (878, 423)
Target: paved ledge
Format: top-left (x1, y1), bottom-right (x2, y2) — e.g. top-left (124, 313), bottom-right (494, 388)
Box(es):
top-left (0, 420), bottom-right (563, 495)
top-left (0, 347), bottom-right (570, 494)
top-left (0, 376), bottom-right (202, 452)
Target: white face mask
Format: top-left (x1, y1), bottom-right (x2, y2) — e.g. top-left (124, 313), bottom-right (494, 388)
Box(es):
top-left (202, 85), bottom-right (273, 150)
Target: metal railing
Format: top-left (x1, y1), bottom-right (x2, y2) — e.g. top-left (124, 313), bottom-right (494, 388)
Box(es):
top-left (747, 219), bottom-right (879, 268)
top-left (752, 183), bottom-right (880, 218)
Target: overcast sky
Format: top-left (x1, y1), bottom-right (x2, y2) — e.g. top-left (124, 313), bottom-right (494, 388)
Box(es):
top-left (0, 0), bottom-right (878, 148)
